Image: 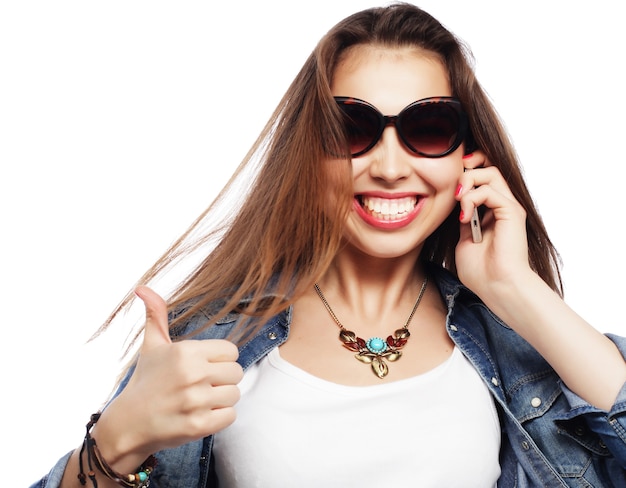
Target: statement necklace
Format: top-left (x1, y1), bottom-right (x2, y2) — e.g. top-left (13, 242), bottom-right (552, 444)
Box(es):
top-left (314, 276), bottom-right (428, 379)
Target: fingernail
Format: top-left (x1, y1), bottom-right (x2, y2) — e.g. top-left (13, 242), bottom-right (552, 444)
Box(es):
top-left (459, 210), bottom-right (464, 221)
top-left (463, 153), bottom-right (473, 159)
top-left (455, 184), bottom-right (463, 197)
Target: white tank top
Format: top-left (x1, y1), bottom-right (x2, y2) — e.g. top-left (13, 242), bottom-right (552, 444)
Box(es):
top-left (213, 346), bottom-right (501, 487)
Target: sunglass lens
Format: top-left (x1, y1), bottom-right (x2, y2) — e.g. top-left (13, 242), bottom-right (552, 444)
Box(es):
top-left (338, 103), bottom-right (380, 156)
top-left (401, 103), bottom-right (461, 156)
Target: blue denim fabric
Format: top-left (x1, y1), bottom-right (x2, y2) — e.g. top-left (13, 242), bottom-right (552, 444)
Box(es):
top-left (31, 265), bottom-right (626, 487)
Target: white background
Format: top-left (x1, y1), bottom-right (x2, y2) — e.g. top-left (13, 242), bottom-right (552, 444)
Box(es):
top-left (1, 1), bottom-right (624, 484)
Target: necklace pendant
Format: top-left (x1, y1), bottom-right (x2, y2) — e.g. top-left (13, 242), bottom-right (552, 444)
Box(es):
top-left (368, 356), bottom-right (390, 378)
top-left (366, 337), bottom-right (387, 354)
top-left (339, 329), bottom-right (408, 379)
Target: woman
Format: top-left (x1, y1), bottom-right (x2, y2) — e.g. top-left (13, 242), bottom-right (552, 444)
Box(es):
top-left (32, 3), bottom-right (626, 487)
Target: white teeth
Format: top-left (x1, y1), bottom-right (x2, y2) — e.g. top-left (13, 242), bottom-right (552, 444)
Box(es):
top-left (360, 196), bottom-right (417, 220)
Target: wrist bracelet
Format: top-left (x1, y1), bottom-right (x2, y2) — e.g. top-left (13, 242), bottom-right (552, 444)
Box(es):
top-left (78, 412), bottom-right (157, 488)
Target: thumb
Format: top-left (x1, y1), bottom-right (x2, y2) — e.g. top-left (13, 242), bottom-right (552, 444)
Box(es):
top-left (135, 285), bottom-right (172, 351)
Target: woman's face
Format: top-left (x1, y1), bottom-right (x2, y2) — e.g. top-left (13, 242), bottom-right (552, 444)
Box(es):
top-left (331, 45), bottom-right (464, 260)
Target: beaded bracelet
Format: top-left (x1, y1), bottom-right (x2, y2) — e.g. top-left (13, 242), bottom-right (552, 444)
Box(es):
top-left (78, 412), bottom-right (157, 488)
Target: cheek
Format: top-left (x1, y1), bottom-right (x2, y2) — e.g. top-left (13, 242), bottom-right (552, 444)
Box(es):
top-left (420, 160), bottom-right (463, 192)
top-left (350, 159), bottom-right (368, 180)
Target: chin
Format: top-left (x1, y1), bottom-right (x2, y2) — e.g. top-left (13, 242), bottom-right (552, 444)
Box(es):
top-left (341, 234), bottom-right (425, 262)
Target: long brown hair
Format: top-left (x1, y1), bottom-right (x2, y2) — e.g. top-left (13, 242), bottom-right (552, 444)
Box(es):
top-left (100, 2), bottom-right (562, 348)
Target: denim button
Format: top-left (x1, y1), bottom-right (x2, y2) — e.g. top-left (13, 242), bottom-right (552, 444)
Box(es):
top-left (491, 377), bottom-right (499, 386)
top-left (530, 397), bottom-right (542, 408)
top-left (449, 324), bottom-right (458, 332)
top-left (268, 332), bottom-right (278, 340)
top-left (521, 441), bottom-right (530, 450)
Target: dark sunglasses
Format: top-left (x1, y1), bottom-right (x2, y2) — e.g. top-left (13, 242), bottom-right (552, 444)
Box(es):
top-left (334, 96), bottom-right (468, 158)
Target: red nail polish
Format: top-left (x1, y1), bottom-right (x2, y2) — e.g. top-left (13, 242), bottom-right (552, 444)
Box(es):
top-left (463, 153), bottom-right (473, 159)
top-left (459, 210), bottom-right (465, 221)
top-left (455, 184), bottom-right (463, 197)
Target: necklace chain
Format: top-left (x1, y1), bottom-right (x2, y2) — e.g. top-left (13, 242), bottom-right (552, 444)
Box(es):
top-left (313, 276), bottom-right (428, 378)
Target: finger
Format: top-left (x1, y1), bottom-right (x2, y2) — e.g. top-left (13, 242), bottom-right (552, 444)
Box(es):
top-left (201, 339), bottom-right (240, 363)
top-left (177, 383), bottom-right (241, 414)
top-left (460, 166), bottom-right (515, 201)
top-left (135, 285), bottom-right (172, 351)
top-left (198, 406), bottom-right (238, 435)
top-left (461, 150), bottom-right (489, 170)
top-left (204, 360), bottom-right (244, 386)
top-left (207, 384), bottom-right (242, 409)
top-left (160, 405), bottom-right (239, 447)
top-left (459, 185), bottom-right (506, 220)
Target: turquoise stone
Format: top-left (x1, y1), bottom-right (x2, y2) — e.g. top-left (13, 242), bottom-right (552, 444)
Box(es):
top-left (366, 337), bottom-right (387, 353)
top-left (138, 472), bottom-right (148, 482)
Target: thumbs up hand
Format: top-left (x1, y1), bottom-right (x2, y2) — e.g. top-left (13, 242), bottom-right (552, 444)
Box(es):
top-left (92, 286), bottom-right (243, 469)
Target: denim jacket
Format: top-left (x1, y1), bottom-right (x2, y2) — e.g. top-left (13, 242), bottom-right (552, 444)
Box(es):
top-left (32, 265), bottom-right (626, 487)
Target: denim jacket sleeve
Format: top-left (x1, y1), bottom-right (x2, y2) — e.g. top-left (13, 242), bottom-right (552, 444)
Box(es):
top-left (555, 334), bottom-right (626, 469)
top-left (29, 452), bottom-right (73, 488)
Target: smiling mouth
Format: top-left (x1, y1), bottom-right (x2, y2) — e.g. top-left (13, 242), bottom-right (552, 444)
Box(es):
top-left (357, 195), bottom-right (418, 221)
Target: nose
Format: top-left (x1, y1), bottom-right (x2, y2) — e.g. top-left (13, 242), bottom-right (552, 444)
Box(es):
top-left (367, 125), bottom-right (413, 182)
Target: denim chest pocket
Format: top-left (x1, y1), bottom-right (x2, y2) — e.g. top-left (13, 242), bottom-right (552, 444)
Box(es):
top-left (506, 370), bottom-right (609, 483)
top-left (215, 312), bottom-right (239, 325)
top-left (506, 370), bottom-right (562, 423)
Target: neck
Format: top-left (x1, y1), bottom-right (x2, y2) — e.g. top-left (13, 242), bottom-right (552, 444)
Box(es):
top-left (315, 246), bottom-right (427, 332)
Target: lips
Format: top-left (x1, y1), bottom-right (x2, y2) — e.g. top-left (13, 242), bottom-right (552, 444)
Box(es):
top-left (354, 194), bottom-right (423, 229)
